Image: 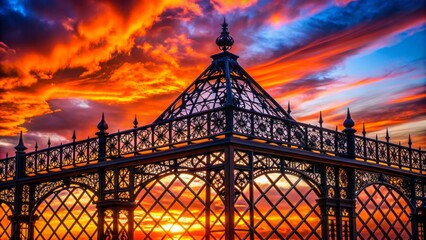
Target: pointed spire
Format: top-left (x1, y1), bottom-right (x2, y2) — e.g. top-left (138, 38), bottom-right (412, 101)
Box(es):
top-left (97, 112), bottom-right (109, 133)
top-left (343, 108), bottom-right (355, 129)
top-left (47, 137), bottom-right (51, 148)
top-left (6, 153), bottom-right (8, 158)
top-left (35, 142), bottom-right (38, 151)
top-left (133, 115), bottom-right (138, 128)
top-left (287, 101), bottom-right (292, 115)
top-left (335, 125), bottom-right (338, 131)
top-left (385, 128), bottom-right (390, 142)
top-left (362, 123), bottom-right (366, 137)
top-left (408, 134), bottom-right (412, 148)
top-left (216, 18), bottom-right (234, 51)
top-left (375, 134), bottom-right (378, 141)
top-left (15, 131), bottom-right (27, 152)
top-left (319, 111), bottom-right (323, 128)
top-left (72, 130), bottom-right (76, 142)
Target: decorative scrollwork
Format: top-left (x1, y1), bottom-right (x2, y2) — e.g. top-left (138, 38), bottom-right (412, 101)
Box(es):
top-left (233, 110), bottom-right (251, 135)
top-left (0, 188), bottom-right (14, 203)
top-left (34, 180), bottom-right (64, 202)
top-left (254, 115), bottom-right (271, 139)
top-left (190, 115), bottom-right (207, 139)
top-left (355, 170), bottom-right (379, 193)
top-left (105, 170), bottom-right (115, 191)
top-left (120, 132), bottom-right (135, 155)
top-left (172, 119), bottom-right (187, 143)
top-left (71, 173), bottom-right (99, 191)
top-left (210, 110), bottom-right (225, 135)
top-left (137, 128), bottom-right (152, 150)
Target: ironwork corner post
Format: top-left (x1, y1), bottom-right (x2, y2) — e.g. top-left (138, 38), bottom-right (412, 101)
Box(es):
top-left (11, 132), bottom-right (28, 240)
top-left (342, 110), bottom-right (357, 240)
top-left (96, 114), bottom-right (108, 240)
top-left (224, 145), bottom-right (235, 240)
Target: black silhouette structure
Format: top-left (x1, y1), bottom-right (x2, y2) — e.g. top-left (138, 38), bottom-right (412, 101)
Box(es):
top-left (0, 20), bottom-right (425, 240)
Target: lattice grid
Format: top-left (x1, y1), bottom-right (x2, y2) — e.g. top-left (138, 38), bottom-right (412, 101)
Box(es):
top-left (134, 173), bottom-right (224, 239)
top-left (235, 173), bottom-right (322, 239)
top-left (356, 184), bottom-right (412, 239)
top-left (34, 186), bottom-right (98, 239)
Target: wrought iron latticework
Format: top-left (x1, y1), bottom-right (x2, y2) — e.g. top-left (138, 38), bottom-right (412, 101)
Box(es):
top-left (0, 20), bottom-right (425, 240)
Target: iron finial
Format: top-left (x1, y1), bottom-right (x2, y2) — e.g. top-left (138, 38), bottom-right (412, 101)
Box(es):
top-left (6, 153), bottom-right (8, 158)
top-left (385, 128), bottom-right (390, 142)
top-left (362, 123), bottom-right (366, 137)
top-left (72, 130), bottom-right (76, 142)
top-left (47, 137), bottom-right (51, 148)
top-left (287, 101), bottom-right (292, 115)
top-left (97, 112), bottom-right (109, 132)
top-left (343, 108), bottom-right (355, 129)
top-left (133, 115), bottom-right (138, 128)
top-left (35, 142), bottom-right (38, 151)
top-left (375, 134), bottom-right (378, 141)
top-left (15, 131), bottom-right (27, 152)
top-left (319, 111), bottom-right (323, 127)
top-left (216, 18), bottom-right (234, 51)
top-left (408, 134), bottom-right (412, 148)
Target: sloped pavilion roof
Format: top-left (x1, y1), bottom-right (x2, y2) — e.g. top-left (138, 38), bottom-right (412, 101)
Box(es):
top-left (155, 20), bottom-right (292, 122)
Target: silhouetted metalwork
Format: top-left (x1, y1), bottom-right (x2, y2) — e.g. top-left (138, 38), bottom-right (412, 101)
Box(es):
top-left (0, 21), bottom-right (425, 240)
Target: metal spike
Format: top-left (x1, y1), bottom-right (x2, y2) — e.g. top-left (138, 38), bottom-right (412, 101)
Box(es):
top-left (408, 134), bottom-right (412, 147)
top-left (6, 153), bottom-right (8, 158)
top-left (287, 101), bottom-right (292, 115)
top-left (385, 128), bottom-right (390, 142)
top-left (15, 131), bottom-right (27, 151)
top-left (375, 134), bottom-right (378, 141)
top-left (47, 138), bottom-right (51, 147)
top-left (35, 142), bottom-right (38, 151)
top-left (319, 111), bottom-right (323, 127)
top-left (133, 115), bottom-right (138, 128)
top-left (362, 123), bottom-right (366, 137)
top-left (335, 125), bottom-right (338, 131)
top-left (72, 130), bottom-right (76, 142)
top-left (343, 108), bottom-right (355, 129)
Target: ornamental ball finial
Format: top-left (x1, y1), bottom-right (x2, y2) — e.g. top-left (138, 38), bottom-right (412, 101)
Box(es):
top-left (97, 112), bottom-right (109, 132)
top-left (216, 18), bottom-right (234, 51)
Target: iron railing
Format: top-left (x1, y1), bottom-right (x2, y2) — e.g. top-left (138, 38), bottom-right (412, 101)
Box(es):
top-left (0, 107), bottom-right (424, 181)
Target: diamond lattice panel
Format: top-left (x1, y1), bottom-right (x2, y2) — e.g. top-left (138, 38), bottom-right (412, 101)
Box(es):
top-left (134, 174), bottom-right (223, 239)
top-left (0, 203), bottom-right (12, 239)
top-left (356, 184), bottom-right (412, 239)
top-left (34, 186), bottom-right (98, 240)
top-left (235, 173), bottom-right (322, 239)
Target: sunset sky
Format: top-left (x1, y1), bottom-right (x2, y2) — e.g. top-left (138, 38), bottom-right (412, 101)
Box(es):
top-left (0, 0), bottom-right (425, 157)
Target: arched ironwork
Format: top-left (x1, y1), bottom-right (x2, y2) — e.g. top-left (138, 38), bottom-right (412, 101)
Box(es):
top-left (235, 172), bottom-right (322, 239)
top-left (0, 22), bottom-right (424, 240)
top-left (33, 185), bottom-right (98, 239)
top-left (134, 173), bottom-right (224, 239)
top-left (356, 183), bottom-right (413, 239)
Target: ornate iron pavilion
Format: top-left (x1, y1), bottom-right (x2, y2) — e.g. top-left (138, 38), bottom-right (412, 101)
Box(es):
top-left (0, 20), bottom-right (425, 240)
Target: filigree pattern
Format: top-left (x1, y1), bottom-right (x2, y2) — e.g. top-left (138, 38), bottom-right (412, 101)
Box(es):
top-left (272, 119), bottom-right (288, 142)
top-left (35, 180), bottom-right (64, 202)
top-left (105, 170), bottom-right (115, 191)
top-left (153, 124), bottom-right (169, 147)
top-left (355, 170), bottom-right (379, 193)
top-left (172, 119), bottom-right (187, 143)
top-left (136, 128), bottom-right (152, 150)
top-left (253, 115), bottom-right (271, 139)
top-left (71, 173), bottom-right (99, 191)
top-left (233, 110), bottom-right (251, 135)
top-left (119, 132), bottom-right (135, 155)
top-left (0, 188), bottom-right (14, 203)
top-left (190, 114), bottom-right (208, 139)
top-left (210, 110), bottom-right (226, 135)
